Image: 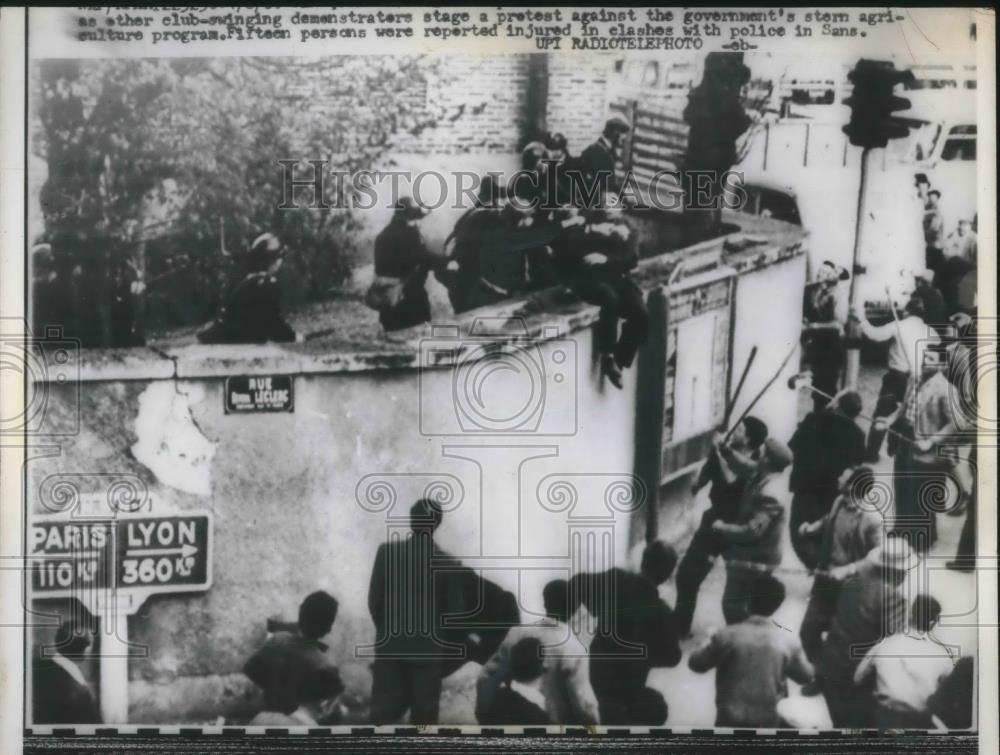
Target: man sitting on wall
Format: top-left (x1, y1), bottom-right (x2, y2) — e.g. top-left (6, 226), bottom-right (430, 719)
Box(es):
top-left (572, 114), bottom-right (632, 203)
top-left (243, 590), bottom-right (345, 725)
top-left (441, 176), bottom-right (505, 313)
top-left (551, 197), bottom-right (647, 389)
top-left (198, 232), bottom-right (297, 344)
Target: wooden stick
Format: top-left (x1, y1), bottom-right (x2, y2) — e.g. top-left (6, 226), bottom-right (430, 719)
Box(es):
top-left (725, 341), bottom-right (799, 443)
top-left (724, 346), bottom-right (758, 427)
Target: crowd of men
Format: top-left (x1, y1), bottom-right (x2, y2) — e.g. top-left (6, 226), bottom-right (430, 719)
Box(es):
top-left (29, 106), bottom-right (981, 730)
top-left (221, 239), bottom-right (979, 728)
top-left (365, 116), bottom-right (645, 387)
top-left (230, 433), bottom-right (972, 730)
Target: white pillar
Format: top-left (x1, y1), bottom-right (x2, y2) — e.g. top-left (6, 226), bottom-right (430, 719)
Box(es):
top-left (99, 610), bottom-right (129, 724)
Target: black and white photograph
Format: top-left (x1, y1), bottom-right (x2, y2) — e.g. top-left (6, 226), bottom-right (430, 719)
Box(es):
top-left (0, 5), bottom-right (995, 753)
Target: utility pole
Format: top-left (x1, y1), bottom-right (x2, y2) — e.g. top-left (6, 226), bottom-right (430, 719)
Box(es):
top-left (844, 146), bottom-right (871, 387)
top-left (841, 59), bottom-right (915, 387)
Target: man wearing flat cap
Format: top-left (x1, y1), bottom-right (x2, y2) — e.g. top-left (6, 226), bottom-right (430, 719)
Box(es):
top-left (370, 197), bottom-right (440, 333)
top-left (573, 114), bottom-right (632, 207)
top-left (712, 437), bottom-right (792, 625)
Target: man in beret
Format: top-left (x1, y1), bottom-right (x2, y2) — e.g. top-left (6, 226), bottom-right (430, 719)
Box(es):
top-left (713, 437), bottom-right (792, 625)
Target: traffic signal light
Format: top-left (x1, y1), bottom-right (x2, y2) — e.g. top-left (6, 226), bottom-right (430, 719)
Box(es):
top-left (843, 59), bottom-right (916, 149)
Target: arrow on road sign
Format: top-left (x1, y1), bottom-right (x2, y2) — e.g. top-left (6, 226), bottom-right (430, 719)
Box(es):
top-left (125, 544), bottom-right (198, 559)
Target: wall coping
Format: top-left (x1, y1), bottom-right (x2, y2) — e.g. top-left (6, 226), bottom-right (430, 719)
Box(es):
top-left (50, 212), bottom-right (807, 383)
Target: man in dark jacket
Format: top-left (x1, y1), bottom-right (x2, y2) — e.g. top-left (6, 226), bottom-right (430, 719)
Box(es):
top-left (244, 590), bottom-right (344, 725)
top-left (372, 197), bottom-right (440, 333)
top-left (912, 268), bottom-right (948, 335)
top-left (573, 540), bottom-right (681, 724)
top-left (676, 416), bottom-right (768, 636)
top-left (32, 621), bottom-right (101, 725)
top-left (689, 574), bottom-right (814, 727)
top-left (552, 200), bottom-right (647, 389)
top-left (713, 438), bottom-right (791, 625)
top-left (928, 656), bottom-right (974, 729)
top-left (923, 189), bottom-right (946, 276)
top-left (198, 232), bottom-right (296, 344)
top-left (573, 115), bottom-right (631, 205)
top-left (442, 177), bottom-right (505, 313)
top-left (367, 498), bottom-right (464, 724)
top-left (455, 190), bottom-right (556, 311)
top-left (788, 391), bottom-right (866, 570)
top-left (815, 537), bottom-right (912, 728)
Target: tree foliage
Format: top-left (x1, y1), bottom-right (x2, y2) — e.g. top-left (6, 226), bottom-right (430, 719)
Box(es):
top-left (34, 55), bottom-right (460, 343)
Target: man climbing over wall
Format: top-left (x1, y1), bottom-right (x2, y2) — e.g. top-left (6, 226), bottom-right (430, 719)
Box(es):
top-left (550, 196), bottom-right (647, 389)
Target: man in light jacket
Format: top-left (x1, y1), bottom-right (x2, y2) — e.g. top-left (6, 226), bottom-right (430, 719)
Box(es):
top-left (476, 579), bottom-right (599, 725)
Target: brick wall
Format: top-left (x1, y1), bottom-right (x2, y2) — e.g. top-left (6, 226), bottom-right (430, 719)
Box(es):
top-left (546, 55), bottom-right (615, 155)
top-left (291, 54), bottom-right (616, 158)
top-left (393, 55), bottom-right (532, 154)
